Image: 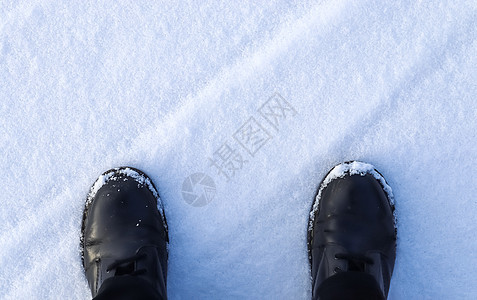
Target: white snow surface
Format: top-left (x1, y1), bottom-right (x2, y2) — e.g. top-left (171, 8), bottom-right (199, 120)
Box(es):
top-left (1, 1), bottom-right (477, 299)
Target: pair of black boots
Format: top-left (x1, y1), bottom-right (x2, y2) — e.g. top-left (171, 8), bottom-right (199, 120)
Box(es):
top-left (81, 161), bottom-right (396, 299)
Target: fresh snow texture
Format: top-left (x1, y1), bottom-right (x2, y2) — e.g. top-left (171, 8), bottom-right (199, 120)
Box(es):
top-left (1, 1), bottom-right (477, 299)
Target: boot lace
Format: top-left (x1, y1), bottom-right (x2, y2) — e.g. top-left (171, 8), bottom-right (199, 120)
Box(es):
top-left (334, 253), bottom-right (374, 273)
top-left (106, 253), bottom-right (147, 276)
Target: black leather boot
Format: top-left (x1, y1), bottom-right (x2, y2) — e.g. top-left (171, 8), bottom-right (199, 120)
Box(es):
top-left (81, 167), bottom-right (168, 299)
top-left (308, 161), bottom-right (396, 299)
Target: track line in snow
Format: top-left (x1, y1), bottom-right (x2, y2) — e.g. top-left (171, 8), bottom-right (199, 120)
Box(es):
top-left (128, 0), bottom-right (350, 154)
top-left (127, 0), bottom-right (477, 185)
top-left (0, 0), bottom-right (350, 263)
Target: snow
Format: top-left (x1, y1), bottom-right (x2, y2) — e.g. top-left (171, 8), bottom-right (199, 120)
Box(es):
top-left (1, 1), bottom-right (477, 299)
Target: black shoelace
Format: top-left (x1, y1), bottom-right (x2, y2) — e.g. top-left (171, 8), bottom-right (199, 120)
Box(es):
top-left (334, 253), bottom-right (374, 273)
top-left (106, 253), bottom-right (147, 276)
